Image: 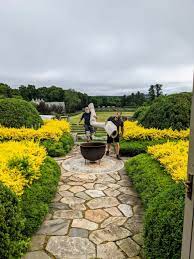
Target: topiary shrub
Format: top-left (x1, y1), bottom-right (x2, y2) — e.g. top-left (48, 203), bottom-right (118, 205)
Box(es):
top-left (133, 105), bottom-right (150, 121)
top-left (0, 182), bottom-right (28, 258)
top-left (21, 157), bottom-right (60, 236)
top-left (0, 98), bottom-right (43, 128)
top-left (139, 93), bottom-right (192, 130)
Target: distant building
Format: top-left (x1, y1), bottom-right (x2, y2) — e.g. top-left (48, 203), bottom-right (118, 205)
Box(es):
top-left (31, 99), bottom-right (66, 113)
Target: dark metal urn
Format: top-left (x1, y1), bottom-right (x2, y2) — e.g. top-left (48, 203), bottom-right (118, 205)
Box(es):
top-left (80, 142), bottom-right (106, 162)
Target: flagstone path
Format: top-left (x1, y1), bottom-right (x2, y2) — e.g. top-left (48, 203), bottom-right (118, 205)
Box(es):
top-left (23, 147), bottom-right (144, 259)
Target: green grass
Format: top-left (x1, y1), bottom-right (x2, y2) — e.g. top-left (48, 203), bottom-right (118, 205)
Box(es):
top-left (69, 111), bottom-right (134, 124)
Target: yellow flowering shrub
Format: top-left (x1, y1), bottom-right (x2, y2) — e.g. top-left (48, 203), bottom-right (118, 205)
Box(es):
top-left (0, 119), bottom-right (70, 142)
top-left (123, 121), bottom-right (189, 140)
top-left (148, 140), bottom-right (189, 181)
top-left (0, 141), bottom-right (46, 195)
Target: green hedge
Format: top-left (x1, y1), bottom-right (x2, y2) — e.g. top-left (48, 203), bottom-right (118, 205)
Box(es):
top-left (120, 139), bottom-right (167, 157)
top-left (0, 98), bottom-right (43, 128)
top-left (0, 183), bottom-right (28, 258)
top-left (41, 133), bottom-right (74, 157)
top-left (21, 157), bottom-right (60, 236)
top-left (0, 157), bottom-right (60, 258)
top-left (125, 154), bottom-right (185, 259)
top-left (139, 93), bottom-right (192, 130)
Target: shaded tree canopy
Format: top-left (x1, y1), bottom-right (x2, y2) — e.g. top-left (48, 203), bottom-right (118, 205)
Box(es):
top-left (148, 84), bottom-right (163, 101)
top-left (0, 83), bottom-right (167, 114)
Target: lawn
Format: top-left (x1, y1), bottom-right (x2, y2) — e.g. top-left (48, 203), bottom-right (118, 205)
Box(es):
top-left (69, 111), bottom-right (134, 124)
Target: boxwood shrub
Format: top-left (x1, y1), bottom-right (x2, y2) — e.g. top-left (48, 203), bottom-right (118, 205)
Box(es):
top-left (0, 156), bottom-right (60, 258)
top-left (0, 183), bottom-right (28, 258)
top-left (0, 98), bottom-right (43, 128)
top-left (120, 139), bottom-right (167, 157)
top-left (139, 93), bottom-right (192, 130)
top-left (21, 157), bottom-right (60, 236)
top-left (41, 133), bottom-right (74, 157)
top-left (125, 154), bottom-right (185, 259)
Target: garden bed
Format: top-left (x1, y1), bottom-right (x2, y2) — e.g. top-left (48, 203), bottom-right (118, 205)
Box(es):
top-left (125, 153), bottom-right (185, 259)
top-left (0, 157), bottom-right (60, 258)
top-left (0, 118), bottom-right (73, 258)
top-left (122, 121), bottom-right (188, 258)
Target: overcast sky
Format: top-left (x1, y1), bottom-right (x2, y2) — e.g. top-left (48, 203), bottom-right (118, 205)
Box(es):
top-left (0, 0), bottom-right (193, 96)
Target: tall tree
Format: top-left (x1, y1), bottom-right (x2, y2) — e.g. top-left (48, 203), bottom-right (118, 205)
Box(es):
top-left (0, 83), bottom-right (12, 98)
top-left (47, 86), bottom-right (64, 102)
top-left (155, 84), bottom-right (163, 97)
top-left (64, 89), bottom-right (81, 113)
top-left (121, 95), bottom-right (127, 107)
top-left (148, 85), bottom-right (156, 101)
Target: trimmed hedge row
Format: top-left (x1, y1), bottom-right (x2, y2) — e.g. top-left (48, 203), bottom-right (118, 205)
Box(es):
top-left (21, 157), bottom-right (60, 236)
top-left (0, 157), bottom-right (60, 258)
top-left (120, 139), bottom-right (167, 157)
top-left (125, 154), bottom-right (185, 259)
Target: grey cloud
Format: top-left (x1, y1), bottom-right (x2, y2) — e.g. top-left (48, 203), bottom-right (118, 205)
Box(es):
top-left (0, 0), bottom-right (193, 95)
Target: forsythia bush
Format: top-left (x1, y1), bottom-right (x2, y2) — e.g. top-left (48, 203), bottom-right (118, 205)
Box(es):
top-left (0, 141), bottom-right (46, 195)
top-left (148, 140), bottom-right (189, 181)
top-left (123, 121), bottom-right (189, 140)
top-left (0, 119), bottom-right (70, 142)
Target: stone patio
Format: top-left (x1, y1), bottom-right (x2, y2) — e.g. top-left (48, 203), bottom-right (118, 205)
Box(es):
top-left (23, 147), bottom-right (144, 259)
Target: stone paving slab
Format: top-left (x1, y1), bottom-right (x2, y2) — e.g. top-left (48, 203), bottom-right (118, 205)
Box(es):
top-left (24, 147), bottom-right (144, 259)
top-left (28, 235), bottom-right (46, 251)
top-left (37, 219), bottom-right (70, 236)
top-left (46, 236), bottom-right (96, 259)
top-left (117, 237), bottom-right (141, 258)
top-left (89, 225), bottom-right (132, 244)
top-left (97, 242), bottom-right (126, 259)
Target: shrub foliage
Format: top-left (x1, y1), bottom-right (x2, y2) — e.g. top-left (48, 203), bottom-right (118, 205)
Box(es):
top-left (123, 121), bottom-right (189, 141)
top-left (139, 93), bottom-right (192, 130)
top-left (0, 183), bottom-right (28, 258)
top-left (120, 139), bottom-right (167, 157)
top-left (21, 157), bottom-right (60, 236)
top-left (0, 141), bottom-right (46, 196)
top-left (0, 98), bottom-right (42, 128)
top-left (42, 133), bottom-right (74, 157)
top-left (133, 105), bottom-right (150, 121)
top-left (0, 157), bottom-right (60, 257)
top-left (125, 154), bottom-right (185, 259)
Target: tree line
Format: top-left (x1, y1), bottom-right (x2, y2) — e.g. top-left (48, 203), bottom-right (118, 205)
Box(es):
top-left (0, 83), bottom-right (163, 113)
